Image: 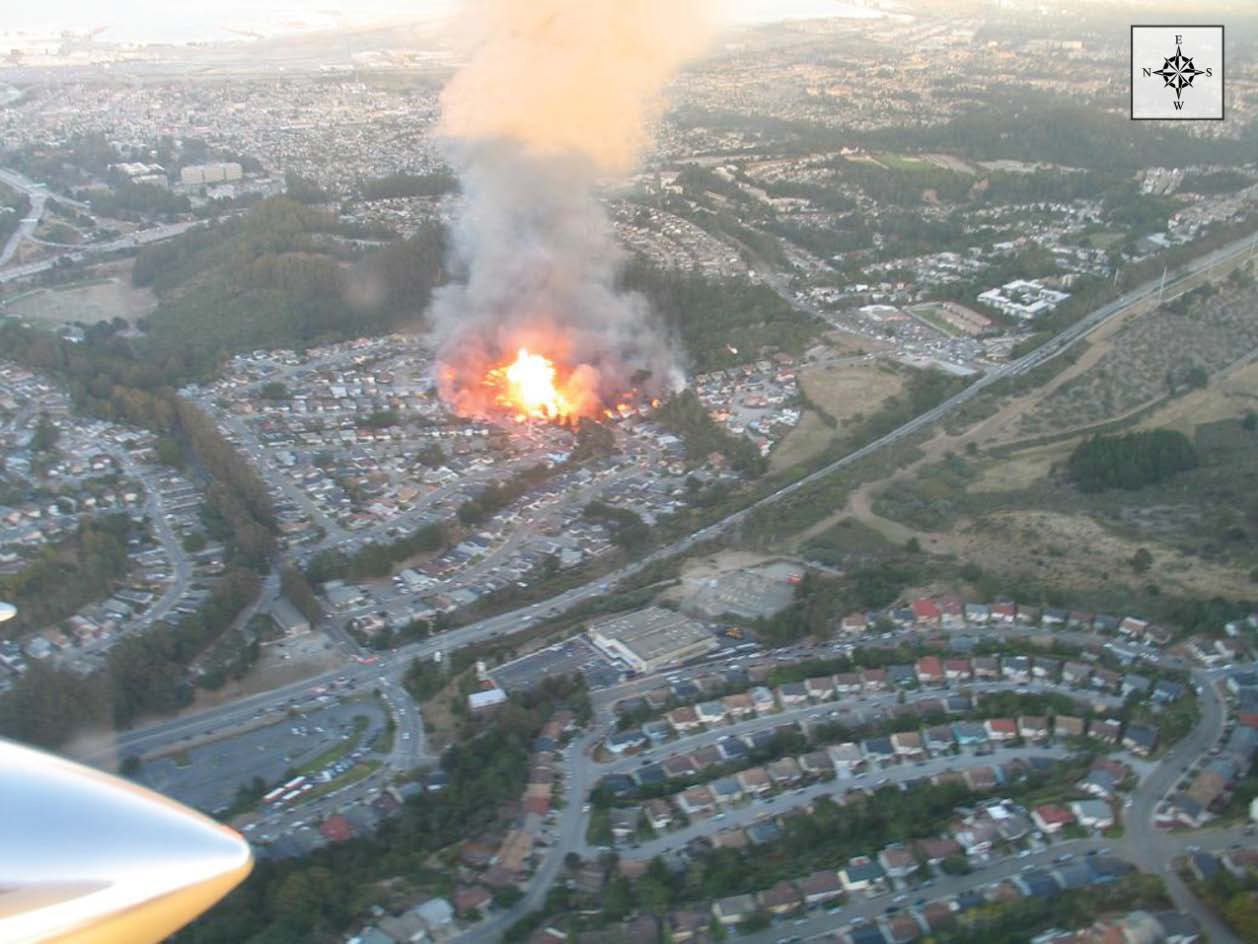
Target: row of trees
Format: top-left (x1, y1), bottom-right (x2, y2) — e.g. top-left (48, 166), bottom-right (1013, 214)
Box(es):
top-left (358, 171), bottom-right (457, 201)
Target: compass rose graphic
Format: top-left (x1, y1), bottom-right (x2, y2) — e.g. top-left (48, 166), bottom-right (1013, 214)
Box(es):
top-left (1152, 44), bottom-right (1205, 99)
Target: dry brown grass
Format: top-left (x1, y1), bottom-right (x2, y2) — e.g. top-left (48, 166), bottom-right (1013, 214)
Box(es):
top-left (801, 362), bottom-right (904, 424)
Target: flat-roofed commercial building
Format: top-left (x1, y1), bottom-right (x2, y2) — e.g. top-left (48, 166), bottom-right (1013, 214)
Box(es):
top-left (588, 607), bottom-right (717, 673)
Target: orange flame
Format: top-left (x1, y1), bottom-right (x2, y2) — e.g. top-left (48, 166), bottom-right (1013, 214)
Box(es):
top-left (486, 348), bottom-right (575, 421)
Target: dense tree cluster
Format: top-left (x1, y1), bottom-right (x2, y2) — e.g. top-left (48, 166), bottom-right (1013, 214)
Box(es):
top-left (280, 566), bottom-right (323, 625)
top-left (81, 181), bottom-right (191, 219)
top-left (1067, 429), bottom-right (1199, 493)
top-left (651, 390), bottom-right (766, 477)
top-left (358, 171), bottom-right (457, 201)
top-left (109, 567), bottom-right (262, 726)
top-left (621, 261), bottom-right (820, 374)
top-left (0, 514), bottom-right (138, 637)
top-left (129, 198), bottom-right (446, 374)
top-left (582, 501), bottom-right (651, 554)
top-left (0, 181), bottom-right (32, 246)
top-left (457, 465), bottom-right (556, 527)
top-left (305, 521), bottom-right (449, 584)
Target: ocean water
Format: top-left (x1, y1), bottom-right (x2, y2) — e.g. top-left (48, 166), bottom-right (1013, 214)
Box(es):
top-left (6, 0), bottom-right (891, 47)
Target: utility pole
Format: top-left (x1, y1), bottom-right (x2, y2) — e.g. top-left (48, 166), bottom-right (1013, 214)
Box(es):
top-left (1157, 266), bottom-right (1167, 305)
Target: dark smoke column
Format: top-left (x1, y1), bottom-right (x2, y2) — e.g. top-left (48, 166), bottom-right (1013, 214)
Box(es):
top-left (429, 0), bottom-right (715, 419)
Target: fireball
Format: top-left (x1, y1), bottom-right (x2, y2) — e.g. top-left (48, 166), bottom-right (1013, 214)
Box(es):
top-left (488, 348), bottom-right (575, 421)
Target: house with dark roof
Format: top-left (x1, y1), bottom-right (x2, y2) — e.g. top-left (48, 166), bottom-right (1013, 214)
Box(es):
top-left (1122, 723), bottom-right (1158, 756)
top-left (839, 856), bottom-right (886, 893)
top-left (862, 736), bottom-right (895, 763)
top-left (953, 721), bottom-right (987, 747)
top-left (800, 750), bottom-right (835, 778)
top-left (710, 777), bottom-right (743, 806)
top-left (745, 820), bottom-right (781, 845)
top-left (1013, 868), bottom-right (1061, 898)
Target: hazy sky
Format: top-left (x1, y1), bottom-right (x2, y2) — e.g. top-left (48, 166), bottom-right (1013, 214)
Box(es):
top-left (4, 1), bottom-right (886, 44)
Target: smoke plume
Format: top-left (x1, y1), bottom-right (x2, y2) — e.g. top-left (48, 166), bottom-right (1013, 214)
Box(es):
top-left (430, 0), bottom-right (715, 418)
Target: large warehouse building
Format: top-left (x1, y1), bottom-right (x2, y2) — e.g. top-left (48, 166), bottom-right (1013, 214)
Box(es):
top-left (587, 607), bottom-right (718, 673)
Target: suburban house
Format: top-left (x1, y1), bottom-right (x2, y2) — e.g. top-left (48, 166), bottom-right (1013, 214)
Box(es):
top-left (877, 844), bottom-right (919, 879)
top-left (711, 894), bottom-right (757, 928)
top-left (736, 766), bottom-right (773, 797)
top-left (984, 718), bottom-right (1018, 742)
top-left (1017, 716), bottom-right (1049, 741)
top-left (1070, 799), bottom-right (1115, 830)
top-left (1031, 804), bottom-right (1076, 834)
top-left (839, 856), bottom-right (886, 893)
top-left (1122, 724), bottom-right (1158, 757)
top-left (759, 881), bottom-right (803, 916)
top-left (797, 869), bottom-right (844, 906)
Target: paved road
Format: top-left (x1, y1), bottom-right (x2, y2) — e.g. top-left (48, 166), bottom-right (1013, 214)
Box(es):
top-left (453, 634), bottom-right (1253, 943)
top-left (107, 446), bottom-right (194, 628)
top-left (79, 229), bottom-right (1258, 766)
top-left (616, 744), bottom-right (1072, 862)
top-left (0, 167), bottom-right (47, 267)
top-left (0, 165), bottom-right (201, 283)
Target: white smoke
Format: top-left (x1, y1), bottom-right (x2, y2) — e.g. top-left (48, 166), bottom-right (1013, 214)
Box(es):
top-left (429, 0), bottom-right (715, 417)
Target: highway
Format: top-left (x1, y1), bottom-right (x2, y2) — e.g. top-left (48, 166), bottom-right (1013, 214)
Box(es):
top-left (0, 164), bottom-right (202, 284)
top-left (91, 229), bottom-right (1258, 768)
top-left (0, 167), bottom-right (48, 267)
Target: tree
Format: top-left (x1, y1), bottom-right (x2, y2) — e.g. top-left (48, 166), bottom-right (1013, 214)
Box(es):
top-left (30, 412), bottom-right (60, 452)
top-left (1244, 410), bottom-right (1258, 432)
top-left (260, 382), bottom-right (289, 400)
top-left (1067, 429), bottom-right (1198, 492)
top-left (1130, 547), bottom-right (1154, 574)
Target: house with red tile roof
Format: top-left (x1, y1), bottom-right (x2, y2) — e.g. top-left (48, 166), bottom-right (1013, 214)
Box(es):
top-left (1032, 803), bottom-right (1076, 834)
top-left (320, 814), bottom-right (355, 843)
top-left (911, 598), bottom-right (941, 628)
top-left (915, 656), bottom-right (945, 686)
top-left (984, 718), bottom-right (1018, 742)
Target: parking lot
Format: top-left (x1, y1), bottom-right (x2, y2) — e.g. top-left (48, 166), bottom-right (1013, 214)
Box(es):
top-left (493, 636), bottom-right (623, 692)
top-left (138, 699), bottom-right (388, 814)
